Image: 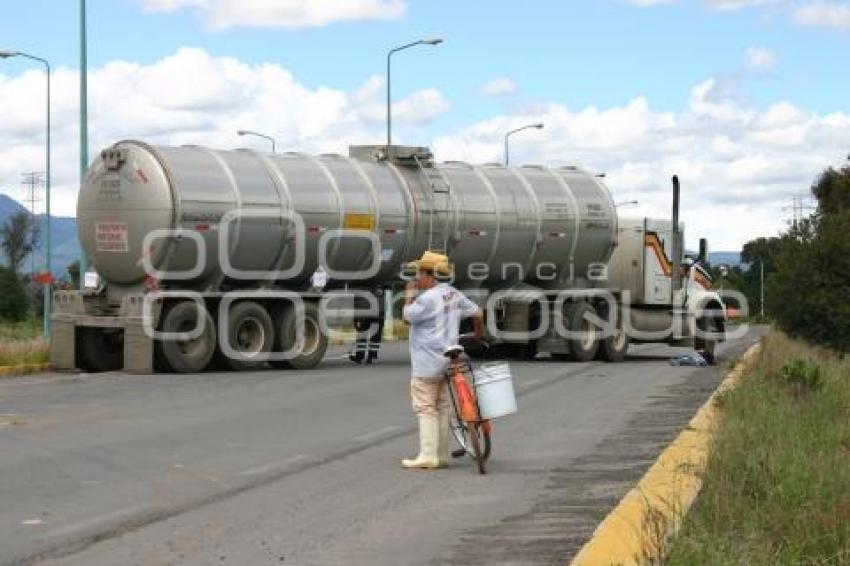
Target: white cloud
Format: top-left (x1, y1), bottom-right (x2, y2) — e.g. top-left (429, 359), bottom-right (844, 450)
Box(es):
top-left (793, 2), bottom-right (850, 30)
top-left (432, 80), bottom-right (850, 250)
top-left (623, 0), bottom-right (850, 32)
top-left (3, 48), bottom-right (848, 251)
top-left (622, 0), bottom-right (677, 6)
top-left (746, 47), bottom-right (777, 68)
top-left (479, 77), bottom-right (519, 98)
top-left (0, 47), bottom-right (448, 218)
top-left (708, 0), bottom-right (783, 10)
top-left (139, 0), bottom-right (407, 29)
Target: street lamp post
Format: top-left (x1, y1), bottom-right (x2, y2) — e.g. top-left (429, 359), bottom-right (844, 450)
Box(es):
top-left (386, 38), bottom-right (443, 152)
top-left (615, 200), bottom-right (639, 208)
top-left (80, 0), bottom-right (89, 289)
top-left (0, 49), bottom-right (51, 338)
top-left (237, 130), bottom-right (277, 153)
top-left (504, 123), bottom-right (544, 166)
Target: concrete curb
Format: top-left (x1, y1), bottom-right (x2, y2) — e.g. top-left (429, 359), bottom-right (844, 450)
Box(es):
top-left (0, 362), bottom-right (51, 378)
top-left (569, 343), bottom-right (762, 565)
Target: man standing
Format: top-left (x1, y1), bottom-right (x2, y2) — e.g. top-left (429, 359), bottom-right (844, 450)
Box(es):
top-left (401, 252), bottom-right (483, 469)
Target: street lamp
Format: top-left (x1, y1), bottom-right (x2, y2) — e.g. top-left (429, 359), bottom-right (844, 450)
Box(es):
top-left (80, 0), bottom-right (89, 289)
top-left (386, 38), bottom-right (443, 151)
top-left (1, 49), bottom-right (52, 338)
top-left (237, 130), bottom-right (277, 153)
top-left (615, 200), bottom-right (639, 208)
top-left (504, 122), bottom-right (543, 166)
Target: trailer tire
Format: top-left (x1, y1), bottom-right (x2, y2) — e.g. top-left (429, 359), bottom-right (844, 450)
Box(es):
top-left (155, 301), bottom-right (216, 374)
top-left (270, 301), bottom-right (327, 370)
top-left (596, 305), bottom-right (629, 363)
top-left (78, 328), bottom-right (124, 372)
top-left (565, 302), bottom-right (599, 362)
top-left (216, 301), bottom-right (274, 371)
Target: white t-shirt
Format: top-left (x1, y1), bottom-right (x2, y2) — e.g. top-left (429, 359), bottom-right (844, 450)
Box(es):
top-left (403, 284), bottom-right (480, 379)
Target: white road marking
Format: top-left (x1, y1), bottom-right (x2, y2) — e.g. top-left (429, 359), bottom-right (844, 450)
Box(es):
top-left (353, 425), bottom-right (402, 443)
top-left (21, 519), bottom-right (44, 526)
top-left (238, 454), bottom-right (316, 477)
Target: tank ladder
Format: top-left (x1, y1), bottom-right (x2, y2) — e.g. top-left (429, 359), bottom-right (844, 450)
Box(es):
top-left (413, 154), bottom-right (453, 254)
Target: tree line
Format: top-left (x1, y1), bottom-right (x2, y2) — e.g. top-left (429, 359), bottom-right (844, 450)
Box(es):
top-left (713, 159), bottom-right (850, 352)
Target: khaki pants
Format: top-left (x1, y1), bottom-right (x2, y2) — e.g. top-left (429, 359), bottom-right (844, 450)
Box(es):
top-left (410, 378), bottom-right (449, 416)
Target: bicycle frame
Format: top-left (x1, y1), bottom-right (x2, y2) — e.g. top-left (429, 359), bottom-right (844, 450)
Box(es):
top-left (445, 356), bottom-right (492, 438)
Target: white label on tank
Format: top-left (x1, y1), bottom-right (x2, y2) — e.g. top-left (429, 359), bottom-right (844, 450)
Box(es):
top-left (543, 201), bottom-right (571, 219)
top-left (95, 222), bottom-right (129, 253)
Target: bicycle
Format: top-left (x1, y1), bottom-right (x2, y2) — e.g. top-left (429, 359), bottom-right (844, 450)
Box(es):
top-left (443, 344), bottom-right (491, 475)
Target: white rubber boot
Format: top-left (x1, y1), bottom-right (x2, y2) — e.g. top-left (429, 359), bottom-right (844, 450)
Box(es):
top-left (437, 410), bottom-right (450, 467)
top-left (401, 415), bottom-right (442, 469)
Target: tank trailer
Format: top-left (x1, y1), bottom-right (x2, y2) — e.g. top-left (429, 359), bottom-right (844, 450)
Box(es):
top-left (50, 142), bottom-right (725, 373)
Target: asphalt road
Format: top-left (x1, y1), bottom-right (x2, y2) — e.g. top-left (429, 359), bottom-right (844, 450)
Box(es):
top-left (0, 326), bottom-right (763, 566)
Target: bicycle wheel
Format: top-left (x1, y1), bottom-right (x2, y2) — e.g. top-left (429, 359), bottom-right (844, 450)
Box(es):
top-left (449, 415), bottom-right (487, 459)
top-left (466, 419), bottom-right (487, 475)
top-left (449, 414), bottom-right (491, 463)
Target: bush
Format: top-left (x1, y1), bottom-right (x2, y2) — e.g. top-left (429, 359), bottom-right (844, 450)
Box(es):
top-left (778, 359), bottom-right (823, 394)
top-left (0, 267), bottom-right (28, 322)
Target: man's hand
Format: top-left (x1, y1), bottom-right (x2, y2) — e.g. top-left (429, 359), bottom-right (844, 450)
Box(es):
top-left (404, 280), bottom-right (418, 305)
top-left (472, 311), bottom-right (485, 340)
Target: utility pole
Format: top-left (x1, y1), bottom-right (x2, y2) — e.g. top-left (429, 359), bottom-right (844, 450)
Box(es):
top-left (760, 259), bottom-right (765, 318)
top-left (20, 172), bottom-right (44, 277)
top-left (787, 194), bottom-right (815, 229)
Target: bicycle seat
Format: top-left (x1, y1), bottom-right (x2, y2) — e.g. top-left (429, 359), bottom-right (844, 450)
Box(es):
top-left (443, 345), bottom-right (465, 359)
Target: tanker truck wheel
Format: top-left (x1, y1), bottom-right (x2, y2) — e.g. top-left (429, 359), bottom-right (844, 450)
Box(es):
top-left (695, 315), bottom-right (722, 366)
top-left (215, 301), bottom-right (274, 371)
top-left (155, 301), bottom-right (216, 373)
top-left (270, 301), bottom-right (328, 370)
top-left (596, 304), bottom-right (629, 363)
top-left (77, 328), bottom-right (124, 372)
top-left (565, 302), bottom-right (599, 362)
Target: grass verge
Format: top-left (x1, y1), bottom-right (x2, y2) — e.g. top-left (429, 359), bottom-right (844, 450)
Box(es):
top-left (666, 330), bottom-right (850, 564)
top-left (0, 320), bottom-right (48, 368)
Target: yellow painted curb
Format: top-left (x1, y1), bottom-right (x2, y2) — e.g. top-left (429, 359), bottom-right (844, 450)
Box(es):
top-left (0, 363), bottom-right (51, 377)
top-left (569, 344), bottom-right (762, 566)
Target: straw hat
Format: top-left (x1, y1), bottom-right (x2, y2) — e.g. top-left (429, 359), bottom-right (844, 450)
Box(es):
top-left (407, 251), bottom-right (452, 276)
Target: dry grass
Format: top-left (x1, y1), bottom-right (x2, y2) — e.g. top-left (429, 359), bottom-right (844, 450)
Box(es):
top-left (666, 330), bottom-right (850, 564)
top-left (0, 320), bottom-right (48, 368)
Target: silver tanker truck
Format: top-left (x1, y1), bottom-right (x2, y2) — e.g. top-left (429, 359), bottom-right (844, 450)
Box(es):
top-left (50, 142), bottom-right (725, 373)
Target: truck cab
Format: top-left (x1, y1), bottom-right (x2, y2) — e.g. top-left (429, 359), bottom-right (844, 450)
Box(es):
top-left (606, 217), bottom-right (726, 362)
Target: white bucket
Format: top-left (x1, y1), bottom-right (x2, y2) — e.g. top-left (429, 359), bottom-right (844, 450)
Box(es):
top-left (475, 362), bottom-right (517, 419)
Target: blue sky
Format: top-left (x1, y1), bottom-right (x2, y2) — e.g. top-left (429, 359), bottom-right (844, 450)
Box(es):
top-left (2, 0), bottom-right (846, 115)
top-left (1, 0), bottom-right (848, 249)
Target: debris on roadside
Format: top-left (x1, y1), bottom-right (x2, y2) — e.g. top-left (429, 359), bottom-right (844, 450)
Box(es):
top-left (669, 353), bottom-right (708, 367)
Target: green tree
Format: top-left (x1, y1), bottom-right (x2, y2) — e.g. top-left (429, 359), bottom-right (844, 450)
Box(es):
top-left (0, 267), bottom-right (29, 322)
top-left (67, 260), bottom-right (80, 289)
top-left (0, 211), bottom-right (40, 274)
top-left (768, 162), bottom-right (850, 352)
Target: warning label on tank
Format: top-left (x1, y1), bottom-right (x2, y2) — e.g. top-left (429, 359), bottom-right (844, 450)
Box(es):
top-left (343, 213), bottom-right (376, 231)
top-left (95, 222), bottom-right (129, 253)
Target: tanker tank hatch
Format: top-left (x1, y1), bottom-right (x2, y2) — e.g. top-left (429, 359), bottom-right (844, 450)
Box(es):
top-left (349, 145), bottom-right (434, 166)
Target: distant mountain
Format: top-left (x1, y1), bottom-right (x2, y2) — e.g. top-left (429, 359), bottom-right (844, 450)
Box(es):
top-left (708, 251), bottom-right (742, 267)
top-left (0, 194), bottom-right (80, 278)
